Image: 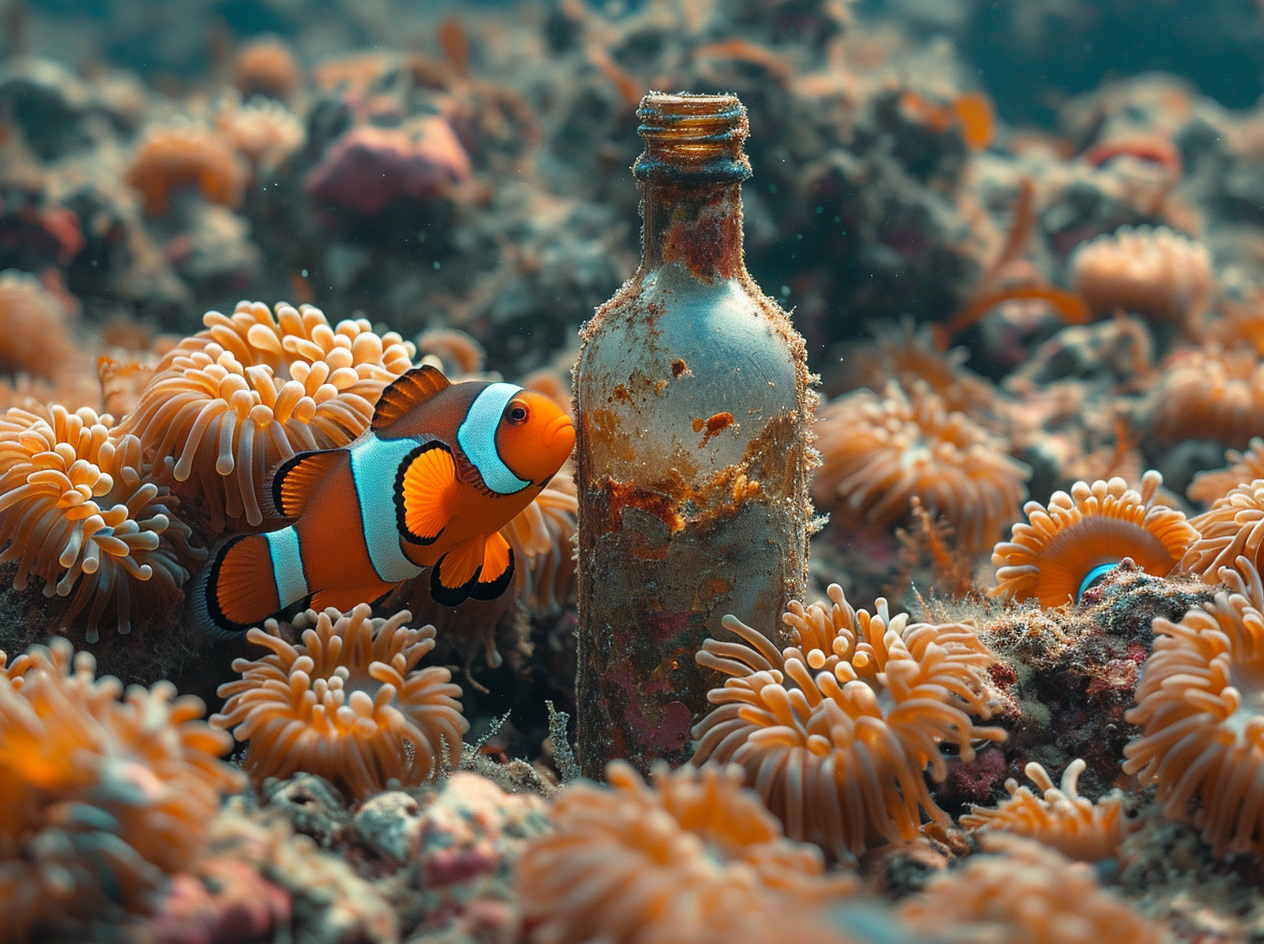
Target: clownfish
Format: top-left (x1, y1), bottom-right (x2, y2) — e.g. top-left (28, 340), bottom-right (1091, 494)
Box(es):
top-left (195, 365), bottom-right (575, 634)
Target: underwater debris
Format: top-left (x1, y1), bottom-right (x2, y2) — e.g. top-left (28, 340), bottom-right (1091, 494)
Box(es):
top-left (1123, 558), bottom-right (1264, 857)
top-left (0, 636), bottom-right (241, 941)
top-left (212, 604), bottom-right (468, 800)
top-left (516, 760), bottom-right (853, 944)
top-left (814, 379), bottom-right (1028, 555)
top-left (991, 470), bottom-right (1197, 608)
top-left (960, 758), bottom-right (1135, 862)
top-left (116, 300), bottom-right (415, 531)
top-left (692, 583), bottom-right (1004, 861)
top-left (0, 404), bottom-right (200, 642)
top-left (573, 92), bottom-right (815, 775)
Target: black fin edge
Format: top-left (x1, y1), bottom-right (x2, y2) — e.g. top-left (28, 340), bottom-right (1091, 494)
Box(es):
top-left (192, 535), bottom-right (256, 636)
top-left (469, 546), bottom-right (514, 601)
top-left (430, 555), bottom-right (481, 607)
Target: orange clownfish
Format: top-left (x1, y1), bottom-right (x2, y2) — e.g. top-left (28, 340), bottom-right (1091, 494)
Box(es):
top-left (195, 365), bottom-right (575, 634)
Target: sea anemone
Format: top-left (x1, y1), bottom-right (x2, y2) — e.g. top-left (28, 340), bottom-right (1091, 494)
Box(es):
top-left (116, 300), bottom-right (415, 531)
top-left (0, 637), bottom-right (241, 940)
top-left (1183, 479), bottom-right (1264, 586)
top-left (0, 405), bottom-right (201, 642)
top-left (213, 94), bottom-right (306, 174)
top-left (1070, 224), bottom-right (1215, 331)
top-left (899, 834), bottom-right (1163, 944)
top-left (691, 583), bottom-right (1005, 861)
top-left (211, 604), bottom-right (468, 800)
top-left (1149, 345), bottom-right (1264, 448)
top-left (0, 270), bottom-right (81, 384)
top-left (837, 318), bottom-right (998, 418)
top-left (812, 380), bottom-right (1028, 554)
top-left (960, 758), bottom-right (1134, 862)
top-left (503, 464), bottom-right (578, 614)
top-left (516, 760), bottom-right (853, 944)
top-left (232, 36), bottom-right (302, 101)
top-left (991, 471), bottom-right (1197, 608)
top-left (415, 327), bottom-right (487, 378)
top-left (1122, 556), bottom-right (1264, 856)
top-left (1188, 438), bottom-right (1264, 505)
top-left (124, 122), bottom-right (250, 218)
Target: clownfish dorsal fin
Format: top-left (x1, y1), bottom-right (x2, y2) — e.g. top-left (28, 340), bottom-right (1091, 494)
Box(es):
top-left (372, 365), bottom-right (451, 433)
top-left (270, 450), bottom-right (343, 519)
top-left (397, 442), bottom-right (457, 544)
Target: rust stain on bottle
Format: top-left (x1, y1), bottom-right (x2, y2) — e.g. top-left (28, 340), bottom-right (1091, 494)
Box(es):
top-left (692, 411), bottom-right (734, 446)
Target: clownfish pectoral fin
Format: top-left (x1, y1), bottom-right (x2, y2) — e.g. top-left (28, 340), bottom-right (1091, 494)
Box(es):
top-left (371, 365), bottom-right (451, 433)
top-left (429, 535), bottom-right (486, 607)
top-left (268, 450), bottom-right (343, 519)
top-left (195, 534), bottom-right (283, 635)
top-left (469, 532), bottom-right (514, 601)
top-left (397, 443), bottom-right (457, 545)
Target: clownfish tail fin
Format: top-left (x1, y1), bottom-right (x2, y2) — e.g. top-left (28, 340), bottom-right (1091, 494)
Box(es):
top-left (192, 534), bottom-right (286, 636)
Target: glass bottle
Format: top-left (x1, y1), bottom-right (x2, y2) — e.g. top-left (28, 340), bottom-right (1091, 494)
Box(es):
top-left (574, 91), bottom-right (816, 776)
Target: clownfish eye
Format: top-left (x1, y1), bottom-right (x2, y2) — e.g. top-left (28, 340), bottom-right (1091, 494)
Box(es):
top-left (507, 402), bottom-right (529, 426)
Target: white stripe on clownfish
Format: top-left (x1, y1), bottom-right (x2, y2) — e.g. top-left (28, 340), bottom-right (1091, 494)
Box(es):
top-left (265, 527), bottom-right (309, 607)
top-left (349, 434), bottom-right (426, 583)
top-left (457, 383), bottom-right (532, 496)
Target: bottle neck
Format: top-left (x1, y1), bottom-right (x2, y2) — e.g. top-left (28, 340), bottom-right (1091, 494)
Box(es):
top-left (639, 180), bottom-right (745, 283)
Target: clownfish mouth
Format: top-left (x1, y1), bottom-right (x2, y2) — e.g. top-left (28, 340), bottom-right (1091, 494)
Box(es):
top-left (545, 413), bottom-right (576, 450)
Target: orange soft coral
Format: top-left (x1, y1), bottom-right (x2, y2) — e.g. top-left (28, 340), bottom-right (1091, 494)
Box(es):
top-left (516, 761), bottom-right (852, 944)
top-left (1149, 345), bottom-right (1264, 448)
top-left (900, 834), bottom-right (1163, 944)
top-left (1183, 479), bottom-right (1264, 585)
top-left (1070, 224), bottom-right (1215, 331)
top-left (0, 637), bottom-right (241, 940)
top-left (812, 380), bottom-right (1028, 555)
top-left (116, 300), bottom-right (415, 531)
top-left (1123, 557), bottom-right (1264, 856)
top-left (0, 270), bottom-right (80, 382)
top-left (692, 584), bottom-right (1004, 861)
top-left (232, 36), bottom-right (302, 101)
top-left (212, 604), bottom-right (467, 800)
top-left (991, 471), bottom-right (1197, 608)
top-left (960, 758), bottom-right (1134, 862)
top-left (124, 122), bottom-right (250, 217)
top-left (0, 405), bottom-right (201, 642)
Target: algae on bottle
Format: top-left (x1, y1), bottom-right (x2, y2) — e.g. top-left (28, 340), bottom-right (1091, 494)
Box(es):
top-left (574, 91), bottom-right (817, 776)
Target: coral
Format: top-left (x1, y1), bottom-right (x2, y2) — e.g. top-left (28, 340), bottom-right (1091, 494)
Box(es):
top-left (115, 300), bottom-right (414, 531)
top-left (212, 604), bottom-right (468, 800)
top-left (692, 583), bottom-right (1004, 860)
top-left (1188, 438), bottom-right (1264, 505)
top-left (813, 380), bottom-right (1028, 554)
top-left (1123, 557), bottom-right (1264, 856)
top-left (305, 119), bottom-right (472, 216)
top-left (899, 834), bottom-right (1164, 944)
top-left (123, 122), bottom-right (250, 217)
top-left (0, 270), bottom-right (80, 383)
top-left (516, 760), bottom-right (852, 944)
top-left (1070, 225), bottom-right (1215, 331)
top-left (991, 471), bottom-right (1197, 608)
top-left (415, 327), bottom-right (487, 378)
top-left (0, 404), bottom-right (201, 642)
top-left (0, 637), bottom-right (241, 940)
top-left (213, 94), bottom-right (306, 174)
top-left (1149, 345), bottom-right (1264, 448)
top-left (1183, 479), bottom-right (1264, 585)
top-left (960, 758), bottom-right (1134, 862)
top-left (231, 37), bottom-right (302, 101)
top-left (835, 318), bottom-right (998, 418)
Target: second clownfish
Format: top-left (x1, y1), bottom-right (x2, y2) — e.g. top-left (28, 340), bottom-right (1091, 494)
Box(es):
top-left (195, 365), bottom-right (575, 634)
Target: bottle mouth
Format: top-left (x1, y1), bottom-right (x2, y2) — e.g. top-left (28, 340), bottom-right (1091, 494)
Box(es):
top-left (633, 91), bottom-right (751, 185)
